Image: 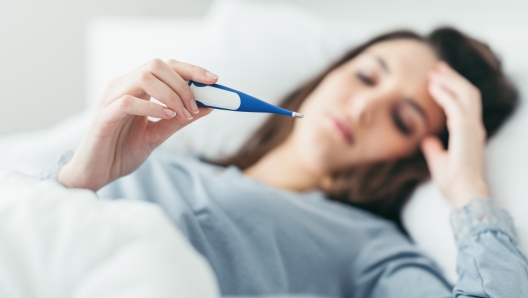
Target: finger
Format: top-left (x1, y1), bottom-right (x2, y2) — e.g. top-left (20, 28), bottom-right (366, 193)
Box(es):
top-left (147, 107), bottom-right (214, 148)
top-left (427, 79), bottom-right (463, 122)
top-left (144, 59), bottom-right (201, 116)
top-left (433, 63), bottom-right (482, 110)
top-left (429, 72), bottom-right (482, 121)
top-left (420, 136), bottom-right (447, 178)
top-left (134, 71), bottom-right (195, 121)
top-left (166, 59), bottom-right (219, 84)
top-left (102, 95), bottom-right (177, 123)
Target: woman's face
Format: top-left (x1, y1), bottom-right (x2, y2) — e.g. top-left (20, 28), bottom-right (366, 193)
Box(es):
top-left (290, 39), bottom-right (447, 173)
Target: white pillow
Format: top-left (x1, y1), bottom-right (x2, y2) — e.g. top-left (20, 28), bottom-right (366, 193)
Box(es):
top-left (159, 0), bottom-right (347, 158)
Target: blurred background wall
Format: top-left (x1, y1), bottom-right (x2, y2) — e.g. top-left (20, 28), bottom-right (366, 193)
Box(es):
top-left (0, 0), bottom-right (526, 135)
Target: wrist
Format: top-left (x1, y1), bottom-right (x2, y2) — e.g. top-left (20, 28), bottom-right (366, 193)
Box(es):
top-left (57, 161), bottom-right (102, 192)
top-left (34, 151), bottom-right (75, 185)
top-left (449, 179), bottom-right (489, 208)
top-left (57, 162), bottom-right (78, 189)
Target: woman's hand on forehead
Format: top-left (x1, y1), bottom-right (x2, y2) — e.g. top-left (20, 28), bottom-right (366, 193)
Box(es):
top-left (421, 62), bottom-right (488, 208)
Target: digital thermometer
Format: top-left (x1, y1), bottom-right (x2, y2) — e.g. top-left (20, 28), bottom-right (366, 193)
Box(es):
top-left (188, 81), bottom-right (303, 118)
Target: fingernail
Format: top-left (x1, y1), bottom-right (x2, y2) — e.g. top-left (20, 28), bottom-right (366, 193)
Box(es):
top-left (182, 108), bottom-right (193, 120)
top-left (164, 108), bottom-right (176, 118)
top-left (190, 100), bottom-right (200, 114)
top-left (205, 71), bottom-right (218, 78)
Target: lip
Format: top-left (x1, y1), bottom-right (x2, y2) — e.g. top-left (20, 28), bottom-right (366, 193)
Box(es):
top-left (330, 113), bottom-right (355, 146)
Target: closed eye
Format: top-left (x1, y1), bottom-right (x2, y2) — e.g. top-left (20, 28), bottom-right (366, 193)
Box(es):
top-left (391, 108), bottom-right (413, 135)
top-left (356, 72), bottom-right (375, 86)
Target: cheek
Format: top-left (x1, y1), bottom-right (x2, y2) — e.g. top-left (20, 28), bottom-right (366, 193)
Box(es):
top-left (359, 126), bottom-right (418, 162)
top-left (299, 74), bottom-right (349, 115)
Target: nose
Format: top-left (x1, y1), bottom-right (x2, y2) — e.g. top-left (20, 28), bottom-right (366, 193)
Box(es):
top-left (348, 90), bottom-right (395, 127)
top-left (349, 95), bottom-right (376, 127)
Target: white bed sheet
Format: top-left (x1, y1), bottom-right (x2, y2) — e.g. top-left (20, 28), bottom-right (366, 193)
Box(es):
top-left (0, 169), bottom-right (219, 298)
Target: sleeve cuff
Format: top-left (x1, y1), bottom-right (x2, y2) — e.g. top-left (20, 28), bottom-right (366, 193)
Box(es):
top-left (450, 197), bottom-right (517, 247)
top-left (33, 151), bottom-right (74, 187)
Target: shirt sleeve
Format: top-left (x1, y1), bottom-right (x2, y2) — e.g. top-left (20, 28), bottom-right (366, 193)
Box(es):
top-left (350, 198), bottom-right (528, 298)
top-left (33, 151), bottom-right (74, 186)
top-left (450, 198), bottom-right (528, 297)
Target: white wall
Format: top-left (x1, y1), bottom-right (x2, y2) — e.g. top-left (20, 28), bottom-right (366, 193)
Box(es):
top-left (0, 0), bottom-right (213, 136)
top-left (1, 0), bottom-right (526, 135)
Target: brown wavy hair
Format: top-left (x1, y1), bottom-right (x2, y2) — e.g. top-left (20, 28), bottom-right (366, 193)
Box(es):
top-left (213, 27), bottom-right (518, 229)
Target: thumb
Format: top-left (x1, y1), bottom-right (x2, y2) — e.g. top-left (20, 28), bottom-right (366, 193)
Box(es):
top-left (421, 136), bottom-right (447, 177)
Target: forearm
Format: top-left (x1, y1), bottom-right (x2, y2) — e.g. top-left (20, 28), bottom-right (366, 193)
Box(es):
top-left (451, 198), bottom-right (528, 297)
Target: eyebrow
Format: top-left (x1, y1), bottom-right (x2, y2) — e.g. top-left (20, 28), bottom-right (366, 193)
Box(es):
top-left (374, 55), bottom-right (390, 74)
top-left (404, 98), bottom-right (430, 129)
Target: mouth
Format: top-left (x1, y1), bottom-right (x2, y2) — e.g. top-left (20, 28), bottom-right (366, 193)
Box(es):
top-left (330, 113), bottom-right (355, 146)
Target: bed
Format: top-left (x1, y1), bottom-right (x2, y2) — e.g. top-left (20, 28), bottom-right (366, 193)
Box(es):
top-left (1, 0), bottom-right (527, 293)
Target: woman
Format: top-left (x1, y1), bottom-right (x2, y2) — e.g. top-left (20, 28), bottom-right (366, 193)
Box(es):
top-left (47, 28), bottom-right (527, 297)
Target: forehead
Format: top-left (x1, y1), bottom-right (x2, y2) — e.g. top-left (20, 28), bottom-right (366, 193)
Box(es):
top-left (363, 39), bottom-right (445, 133)
top-left (365, 39), bottom-right (438, 90)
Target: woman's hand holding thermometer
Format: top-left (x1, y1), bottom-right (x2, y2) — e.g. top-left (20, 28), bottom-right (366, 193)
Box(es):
top-left (58, 59), bottom-right (217, 191)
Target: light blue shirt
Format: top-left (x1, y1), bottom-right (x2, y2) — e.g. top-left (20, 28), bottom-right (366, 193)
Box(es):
top-left (80, 150), bottom-right (527, 297)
